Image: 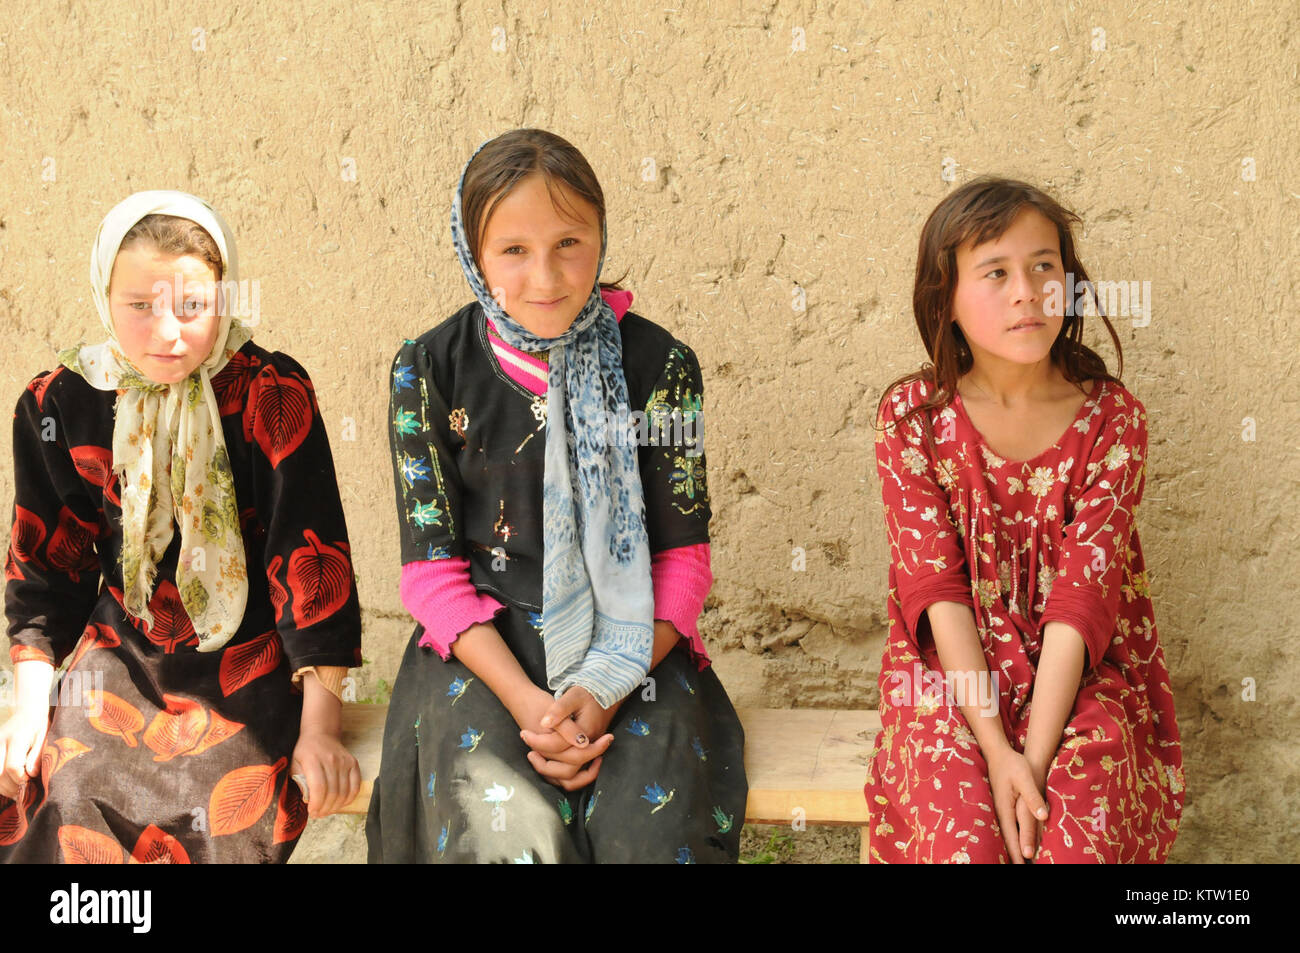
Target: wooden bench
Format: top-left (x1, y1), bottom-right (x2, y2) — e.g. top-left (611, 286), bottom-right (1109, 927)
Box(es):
top-left (0, 700), bottom-right (883, 862)
top-left (338, 704), bottom-right (882, 862)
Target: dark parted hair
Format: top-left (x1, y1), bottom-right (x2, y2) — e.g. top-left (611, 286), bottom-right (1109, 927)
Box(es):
top-left (460, 128), bottom-right (625, 291)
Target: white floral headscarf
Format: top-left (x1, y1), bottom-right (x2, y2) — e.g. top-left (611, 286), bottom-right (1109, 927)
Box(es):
top-left (59, 190), bottom-right (252, 651)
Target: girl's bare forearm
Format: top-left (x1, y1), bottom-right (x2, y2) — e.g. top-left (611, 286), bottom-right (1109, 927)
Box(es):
top-left (924, 601), bottom-right (1011, 759)
top-left (299, 670), bottom-right (344, 736)
top-left (451, 621), bottom-right (537, 718)
top-left (1023, 620), bottom-right (1087, 768)
top-left (12, 659), bottom-right (55, 712)
top-left (452, 618), bottom-right (682, 718)
top-left (650, 619), bottom-right (683, 670)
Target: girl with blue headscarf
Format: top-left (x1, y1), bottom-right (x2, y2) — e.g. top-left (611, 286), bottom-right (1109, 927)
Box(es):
top-left (367, 129), bottom-right (747, 863)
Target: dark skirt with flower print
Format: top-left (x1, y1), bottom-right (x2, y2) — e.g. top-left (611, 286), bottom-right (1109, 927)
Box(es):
top-left (366, 606), bottom-right (747, 864)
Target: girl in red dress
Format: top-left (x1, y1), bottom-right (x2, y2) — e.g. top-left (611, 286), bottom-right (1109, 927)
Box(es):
top-left (865, 178), bottom-right (1184, 863)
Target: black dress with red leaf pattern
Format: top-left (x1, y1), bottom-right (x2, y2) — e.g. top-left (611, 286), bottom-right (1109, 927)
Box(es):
top-left (0, 342), bottom-right (361, 863)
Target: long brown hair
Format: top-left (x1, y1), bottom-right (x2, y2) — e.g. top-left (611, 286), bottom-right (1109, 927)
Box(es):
top-left (876, 176), bottom-right (1123, 454)
top-left (460, 128), bottom-right (625, 291)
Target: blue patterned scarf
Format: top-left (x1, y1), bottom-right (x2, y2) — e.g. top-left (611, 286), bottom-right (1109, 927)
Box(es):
top-left (450, 140), bottom-right (653, 709)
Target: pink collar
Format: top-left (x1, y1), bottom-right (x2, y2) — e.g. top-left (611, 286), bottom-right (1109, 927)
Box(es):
top-left (486, 288), bottom-right (632, 396)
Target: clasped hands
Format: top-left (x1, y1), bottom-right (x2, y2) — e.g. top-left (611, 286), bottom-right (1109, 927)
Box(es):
top-left (514, 684), bottom-right (620, 791)
top-left (986, 744), bottom-right (1051, 864)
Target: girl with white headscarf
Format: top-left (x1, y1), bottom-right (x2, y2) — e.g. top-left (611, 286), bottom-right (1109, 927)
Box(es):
top-left (0, 191), bottom-right (362, 863)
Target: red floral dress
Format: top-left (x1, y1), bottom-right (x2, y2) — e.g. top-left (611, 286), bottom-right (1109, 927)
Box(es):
top-left (864, 376), bottom-right (1183, 863)
top-left (1, 342), bottom-right (361, 863)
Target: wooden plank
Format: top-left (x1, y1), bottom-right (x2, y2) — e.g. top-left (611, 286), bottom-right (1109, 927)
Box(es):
top-left (341, 706), bottom-right (883, 821)
top-left (737, 707), bottom-right (881, 825)
top-left (339, 704), bottom-right (386, 815)
top-left (1, 701), bottom-right (885, 828)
